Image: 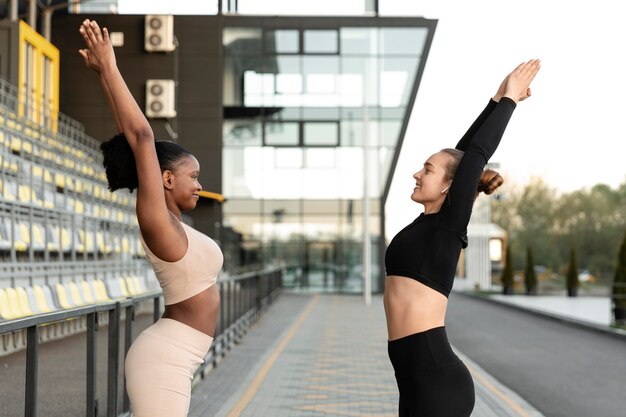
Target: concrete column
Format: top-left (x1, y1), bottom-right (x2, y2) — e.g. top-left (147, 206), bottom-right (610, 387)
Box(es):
top-left (43, 8), bottom-right (53, 41)
top-left (28, 0), bottom-right (37, 29)
top-left (9, 0), bottom-right (18, 21)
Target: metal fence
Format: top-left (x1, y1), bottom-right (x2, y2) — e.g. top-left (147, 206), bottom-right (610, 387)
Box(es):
top-left (0, 267), bottom-right (282, 417)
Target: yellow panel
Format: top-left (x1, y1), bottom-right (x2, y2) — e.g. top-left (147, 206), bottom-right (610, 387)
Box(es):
top-left (10, 136), bottom-right (22, 152)
top-left (33, 285), bottom-right (53, 313)
top-left (32, 224), bottom-right (45, 246)
top-left (18, 21), bottom-right (60, 131)
top-left (55, 173), bottom-right (66, 188)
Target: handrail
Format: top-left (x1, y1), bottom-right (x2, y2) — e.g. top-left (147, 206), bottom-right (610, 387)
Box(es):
top-left (0, 267), bottom-right (283, 417)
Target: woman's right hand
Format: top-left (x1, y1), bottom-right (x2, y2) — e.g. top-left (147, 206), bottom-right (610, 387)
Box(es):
top-left (79, 19), bottom-right (115, 73)
top-left (502, 59), bottom-right (541, 103)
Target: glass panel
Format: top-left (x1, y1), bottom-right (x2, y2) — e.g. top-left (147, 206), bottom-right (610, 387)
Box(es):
top-left (265, 29), bottom-right (300, 53)
top-left (304, 30), bottom-right (338, 53)
top-left (379, 28), bottom-right (428, 55)
top-left (275, 148), bottom-right (303, 168)
top-left (380, 57), bottom-right (418, 107)
top-left (303, 122), bottom-right (338, 146)
top-left (380, 120), bottom-right (402, 147)
top-left (302, 56), bottom-right (340, 107)
top-left (223, 27), bottom-right (263, 55)
top-left (306, 148), bottom-right (336, 168)
top-left (340, 28), bottom-right (378, 55)
top-left (265, 122), bottom-right (299, 146)
top-left (340, 57), bottom-right (378, 107)
top-left (223, 119), bottom-right (262, 146)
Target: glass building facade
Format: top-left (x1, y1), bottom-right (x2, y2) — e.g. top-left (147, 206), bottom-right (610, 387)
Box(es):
top-left (221, 18), bottom-right (436, 293)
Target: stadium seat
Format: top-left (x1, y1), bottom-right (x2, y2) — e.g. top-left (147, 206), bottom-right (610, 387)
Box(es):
top-left (118, 277), bottom-right (130, 297)
top-left (4, 287), bottom-right (28, 318)
top-left (54, 283), bottom-right (74, 309)
top-left (0, 218), bottom-right (11, 252)
top-left (2, 178), bottom-right (17, 201)
top-left (15, 222), bottom-right (29, 252)
top-left (0, 288), bottom-right (19, 319)
top-left (31, 223), bottom-right (46, 252)
top-left (68, 282), bottom-right (86, 306)
top-left (104, 278), bottom-right (124, 299)
top-left (92, 280), bottom-right (111, 302)
top-left (79, 281), bottom-right (95, 304)
top-left (61, 227), bottom-right (74, 253)
top-left (42, 284), bottom-right (58, 310)
top-left (32, 285), bottom-right (55, 313)
top-left (16, 287), bottom-right (35, 316)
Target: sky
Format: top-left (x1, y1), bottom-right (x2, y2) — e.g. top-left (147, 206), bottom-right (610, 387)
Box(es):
top-left (112, 0), bottom-right (626, 237)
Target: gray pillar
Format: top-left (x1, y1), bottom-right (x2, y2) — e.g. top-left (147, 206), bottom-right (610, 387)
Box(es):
top-left (28, 0), bottom-right (37, 29)
top-left (43, 8), bottom-right (53, 41)
top-left (9, 0), bottom-right (18, 21)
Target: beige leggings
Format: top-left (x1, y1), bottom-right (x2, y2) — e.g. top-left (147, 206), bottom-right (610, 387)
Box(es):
top-left (125, 318), bottom-right (213, 417)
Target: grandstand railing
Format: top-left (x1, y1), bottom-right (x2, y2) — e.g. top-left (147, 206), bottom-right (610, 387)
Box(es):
top-left (0, 267), bottom-right (282, 417)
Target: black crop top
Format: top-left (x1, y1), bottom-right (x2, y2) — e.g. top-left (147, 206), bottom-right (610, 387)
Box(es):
top-left (385, 98), bottom-right (516, 297)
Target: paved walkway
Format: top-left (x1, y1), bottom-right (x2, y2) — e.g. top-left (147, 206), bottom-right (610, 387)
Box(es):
top-left (189, 293), bottom-right (544, 417)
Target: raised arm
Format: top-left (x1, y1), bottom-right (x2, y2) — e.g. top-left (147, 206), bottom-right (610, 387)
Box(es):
top-left (440, 60), bottom-right (541, 233)
top-left (79, 19), bottom-right (186, 260)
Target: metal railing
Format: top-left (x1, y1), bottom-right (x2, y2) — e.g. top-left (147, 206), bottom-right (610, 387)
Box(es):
top-left (0, 267), bottom-right (282, 417)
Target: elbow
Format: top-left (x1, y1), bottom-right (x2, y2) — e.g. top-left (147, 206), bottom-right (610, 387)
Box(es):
top-left (134, 127), bottom-right (155, 143)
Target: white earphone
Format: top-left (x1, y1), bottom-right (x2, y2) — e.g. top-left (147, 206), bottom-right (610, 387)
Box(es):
top-left (441, 185), bottom-right (450, 194)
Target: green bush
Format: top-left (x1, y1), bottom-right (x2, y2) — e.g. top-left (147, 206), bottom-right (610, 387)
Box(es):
top-left (613, 230), bottom-right (626, 310)
top-left (525, 247), bottom-right (537, 295)
top-left (501, 245), bottom-right (514, 295)
top-left (566, 247), bottom-right (579, 297)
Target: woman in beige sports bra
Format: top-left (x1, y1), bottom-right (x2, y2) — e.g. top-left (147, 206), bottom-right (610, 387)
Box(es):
top-left (79, 19), bottom-right (223, 416)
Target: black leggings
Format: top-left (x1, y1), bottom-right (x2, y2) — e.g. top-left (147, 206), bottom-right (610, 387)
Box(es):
top-left (388, 326), bottom-right (475, 417)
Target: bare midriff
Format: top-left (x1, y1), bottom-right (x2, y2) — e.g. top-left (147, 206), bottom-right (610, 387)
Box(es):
top-left (384, 275), bottom-right (448, 341)
top-left (162, 285), bottom-right (220, 337)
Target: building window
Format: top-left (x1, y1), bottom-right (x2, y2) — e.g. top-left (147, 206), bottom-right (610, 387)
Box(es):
top-left (264, 121), bottom-right (299, 146)
top-left (265, 29), bottom-right (300, 54)
top-left (303, 122), bottom-right (339, 146)
top-left (304, 30), bottom-right (338, 54)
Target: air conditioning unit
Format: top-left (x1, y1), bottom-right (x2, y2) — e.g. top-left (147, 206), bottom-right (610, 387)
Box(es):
top-left (144, 15), bottom-right (175, 52)
top-left (146, 80), bottom-right (176, 118)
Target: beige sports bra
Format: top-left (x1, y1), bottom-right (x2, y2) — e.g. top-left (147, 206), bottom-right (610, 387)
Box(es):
top-left (140, 222), bottom-right (223, 305)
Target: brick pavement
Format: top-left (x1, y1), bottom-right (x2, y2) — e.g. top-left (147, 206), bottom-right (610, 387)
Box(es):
top-left (190, 293), bottom-right (544, 417)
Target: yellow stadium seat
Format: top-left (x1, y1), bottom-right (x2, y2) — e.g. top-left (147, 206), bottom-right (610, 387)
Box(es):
top-left (68, 282), bottom-right (86, 306)
top-left (1, 178), bottom-right (16, 201)
top-left (33, 285), bottom-right (54, 313)
top-left (16, 287), bottom-right (34, 316)
top-left (92, 280), bottom-right (110, 302)
top-left (94, 186), bottom-right (101, 199)
top-left (55, 173), bottom-right (66, 188)
top-left (79, 281), bottom-right (95, 304)
top-left (22, 140), bottom-right (33, 154)
top-left (118, 277), bottom-right (129, 297)
top-left (0, 288), bottom-right (19, 319)
top-left (121, 237), bottom-right (130, 254)
top-left (133, 276), bottom-right (145, 294)
top-left (54, 283), bottom-right (73, 309)
top-left (32, 165), bottom-right (43, 179)
top-left (32, 223), bottom-right (46, 251)
top-left (124, 277), bottom-right (136, 295)
top-left (75, 199), bottom-right (84, 214)
top-left (18, 184), bottom-right (32, 204)
top-left (10, 136), bottom-right (21, 153)
top-left (5, 287), bottom-right (28, 318)
top-left (15, 223), bottom-right (29, 252)
top-left (61, 227), bottom-right (74, 253)
top-left (44, 169), bottom-right (53, 184)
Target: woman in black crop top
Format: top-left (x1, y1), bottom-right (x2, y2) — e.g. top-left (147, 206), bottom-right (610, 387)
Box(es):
top-left (384, 60), bottom-right (541, 417)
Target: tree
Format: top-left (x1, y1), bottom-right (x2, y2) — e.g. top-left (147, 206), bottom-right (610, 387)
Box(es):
top-left (524, 247), bottom-right (537, 295)
top-left (612, 229), bottom-right (626, 323)
top-left (566, 247), bottom-right (579, 297)
top-left (501, 245), bottom-right (514, 295)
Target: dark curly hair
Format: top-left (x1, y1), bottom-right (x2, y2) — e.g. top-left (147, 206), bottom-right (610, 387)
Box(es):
top-left (100, 133), bottom-right (193, 193)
